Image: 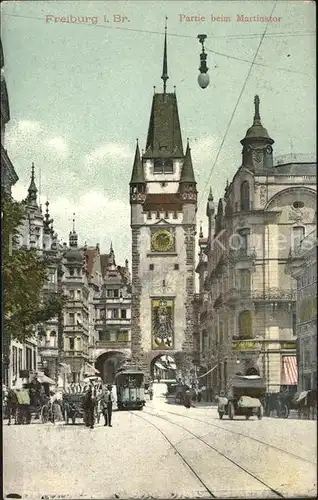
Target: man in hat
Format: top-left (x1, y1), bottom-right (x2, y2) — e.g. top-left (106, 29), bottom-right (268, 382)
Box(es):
top-left (100, 384), bottom-right (115, 427)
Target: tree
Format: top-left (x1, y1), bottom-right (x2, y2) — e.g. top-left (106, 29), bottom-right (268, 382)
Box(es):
top-left (2, 195), bottom-right (65, 345)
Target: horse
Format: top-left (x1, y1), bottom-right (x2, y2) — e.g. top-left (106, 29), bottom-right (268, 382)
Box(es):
top-left (6, 389), bottom-right (19, 425)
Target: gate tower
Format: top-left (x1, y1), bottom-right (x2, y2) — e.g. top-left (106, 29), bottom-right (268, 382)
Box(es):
top-left (129, 23), bottom-right (197, 380)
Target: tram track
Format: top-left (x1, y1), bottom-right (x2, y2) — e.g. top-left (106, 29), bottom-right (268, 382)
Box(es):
top-left (130, 409), bottom-right (287, 499)
top-left (145, 405), bottom-right (317, 465)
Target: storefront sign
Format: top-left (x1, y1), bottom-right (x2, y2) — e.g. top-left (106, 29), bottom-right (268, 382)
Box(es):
top-left (281, 342), bottom-right (296, 349)
top-left (232, 341), bottom-right (261, 351)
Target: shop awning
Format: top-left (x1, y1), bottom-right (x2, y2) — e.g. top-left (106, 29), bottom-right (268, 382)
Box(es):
top-left (155, 362), bottom-right (166, 370)
top-left (84, 363), bottom-right (100, 376)
top-left (281, 356), bottom-right (298, 385)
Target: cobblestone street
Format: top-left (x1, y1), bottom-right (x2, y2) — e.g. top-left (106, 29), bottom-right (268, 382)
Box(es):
top-left (3, 384), bottom-right (317, 499)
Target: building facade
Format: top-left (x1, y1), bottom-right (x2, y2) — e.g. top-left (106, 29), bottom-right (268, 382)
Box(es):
top-left (199, 96), bottom-right (316, 393)
top-left (94, 246), bottom-right (132, 383)
top-left (1, 38), bottom-right (19, 198)
top-left (130, 31), bottom-right (197, 380)
top-left (285, 229), bottom-right (317, 392)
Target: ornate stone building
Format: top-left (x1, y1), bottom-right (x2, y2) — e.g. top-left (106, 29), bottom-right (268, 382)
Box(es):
top-left (285, 229), bottom-right (317, 392)
top-left (1, 38), bottom-right (18, 198)
top-left (130, 29), bottom-right (197, 380)
top-left (94, 245), bottom-right (132, 383)
top-left (200, 96), bottom-right (316, 393)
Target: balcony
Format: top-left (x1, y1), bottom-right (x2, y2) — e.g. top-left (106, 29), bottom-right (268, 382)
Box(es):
top-left (229, 247), bottom-right (256, 264)
top-left (95, 318), bottom-right (131, 327)
top-left (96, 339), bottom-right (131, 350)
top-left (223, 287), bottom-right (296, 304)
top-left (64, 350), bottom-right (89, 358)
top-left (231, 339), bottom-right (262, 351)
top-left (38, 345), bottom-right (58, 358)
top-left (64, 324), bottom-right (89, 334)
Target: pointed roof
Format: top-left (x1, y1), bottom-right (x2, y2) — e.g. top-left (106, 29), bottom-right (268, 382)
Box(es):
top-left (161, 18), bottom-right (169, 94)
top-left (242, 95), bottom-right (274, 143)
top-left (26, 162), bottom-right (38, 206)
top-left (179, 140), bottom-right (196, 183)
top-left (143, 93), bottom-right (184, 158)
top-left (208, 187), bottom-right (213, 201)
top-left (43, 200), bottom-right (53, 235)
top-left (130, 140), bottom-right (145, 184)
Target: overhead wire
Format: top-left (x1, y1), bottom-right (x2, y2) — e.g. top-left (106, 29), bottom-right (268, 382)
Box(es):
top-left (160, 0), bottom-right (280, 292)
top-left (2, 13), bottom-right (313, 76)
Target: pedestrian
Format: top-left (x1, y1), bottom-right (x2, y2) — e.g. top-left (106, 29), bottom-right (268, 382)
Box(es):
top-left (101, 384), bottom-right (115, 427)
top-left (197, 387), bottom-right (202, 403)
top-left (83, 386), bottom-right (95, 429)
top-left (184, 389), bottom-right (195, 409)
top-left (148, 385), bottom-right (153, 401)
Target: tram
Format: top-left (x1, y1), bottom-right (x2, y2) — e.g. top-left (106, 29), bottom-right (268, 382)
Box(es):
top-left (115, 366), bottom-right (146, 410)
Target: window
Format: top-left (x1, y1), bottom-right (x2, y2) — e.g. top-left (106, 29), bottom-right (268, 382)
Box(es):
top-left (112, 309), bottom-right (119, 319)
top-left (33, 350), bottom-right (36, 371)
top-left (240, 181), bottom-right (250, 212)
top-left (238, 229), bottom-right (249, 251)
top-left (69, 338), bottom-right (75, 350)
top-left (292, 226), bottom-right (305, 251)
top-left (100, 309), bottom-right (106, 319)
top-left (69, 269), bottom-right (74, 276)
top-left (77, 268), bottom-right (81, 276)
top-left (238, 310), bottom-right (252, 339)
top-left (18, 349), bottom-right (23, 372)
top-left (107, 289), bottom-right (113, 298)
top-left (12, 346), bottom-right (17, 377)
top-left (292, 313), bottom-right (297, 336)
top-left (149, 264), bottom-right (154, 271)
top-left (69, 313), bottom-right (75, 324)
top-left (118, 330), bottom-right (129, 342)
top-left (154, 158), bottom-right (173, 174)
top-left (147, 211), bottom-right (152, 219)
top-left (156, 211), bottom-right (160, 219)
top-left (114, 289), bottom-right (119, 298)
top-left (239, 269), bottom-right (251, 295)
top-left (77, 290), bottom-right (81, 299)
top-left (69, 290), bottom-right (75, 299)
top-left (165, 211), bottom-right (169, 219)
top-left (50, 331), bottom-right (57, 348)
top-left (26, 347), bottom-right (32, 370)
top-left (174, 264), bottom-right (179, 270)
top-left (173, 211), bottom-right (178, 219)
top-left (121, 309), bottom-right (127, 319)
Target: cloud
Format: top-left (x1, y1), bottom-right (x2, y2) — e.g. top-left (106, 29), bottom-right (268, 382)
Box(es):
top-left (11, 185), bottom-right (131, 265)
top-left (46, 137), bottom-right (69, 156)
top-left (85, 142), bottom-right (133, 165)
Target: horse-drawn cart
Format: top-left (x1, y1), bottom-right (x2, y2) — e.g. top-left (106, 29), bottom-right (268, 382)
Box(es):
top-left (62, 392), bottom-right (85, 424)
top-left (223, 375), bottom-right (266, 420)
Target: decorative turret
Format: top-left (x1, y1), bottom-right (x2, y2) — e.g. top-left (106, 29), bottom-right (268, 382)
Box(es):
top-left (109, 241), bottom-right (116, 266)
top-left (43, 200), bottom-right (53, 235)
top-left (26, 162), bottom-right (38, 207)
top-left (130, 140), bottom-right (146, 204)
top-left (69, 214), bottom-right (78, 248)
top-left (240, 95), bottom-right (274, 171)
top-left (179, 140), bottom-right (197, 203)
top-left (206, 187), bottom-right (215, 217)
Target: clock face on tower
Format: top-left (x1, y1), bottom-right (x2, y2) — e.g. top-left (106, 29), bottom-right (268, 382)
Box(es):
top-left (151, 229), bottom-right (174, 252)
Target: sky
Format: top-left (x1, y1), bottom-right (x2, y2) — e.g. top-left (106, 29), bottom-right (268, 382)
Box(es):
top-left (1, 0), bottom-right (316, 267)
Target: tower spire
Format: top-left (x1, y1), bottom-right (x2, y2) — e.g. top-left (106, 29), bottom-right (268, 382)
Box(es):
top-left (161, 17), bottom-right (169, 94)
top-left (27, 162), bottom-right (38, 207)
top-left (253, 95), bottom-right (261, 125)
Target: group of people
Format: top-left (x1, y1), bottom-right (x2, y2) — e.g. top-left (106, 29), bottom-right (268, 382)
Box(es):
top-left (83, 383), bottom-right (115, 429)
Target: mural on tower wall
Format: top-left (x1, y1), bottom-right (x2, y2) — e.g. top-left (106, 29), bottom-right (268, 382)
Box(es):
top-left (151, 298), bottom-right (174, 349)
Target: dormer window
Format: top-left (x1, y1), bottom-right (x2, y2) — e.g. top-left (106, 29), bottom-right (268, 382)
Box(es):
top-left (154, 158), bottom-right (173, 174)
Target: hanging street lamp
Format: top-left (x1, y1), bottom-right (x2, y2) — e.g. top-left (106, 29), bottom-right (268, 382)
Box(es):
top-left (197, 34), bottom-right (210, 89)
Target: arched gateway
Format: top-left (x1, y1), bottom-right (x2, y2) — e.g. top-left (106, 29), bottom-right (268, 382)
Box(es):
top-left (95, 351), bottom-right (126, 384)
top-left (129, 29), bottom-right (197, 379)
